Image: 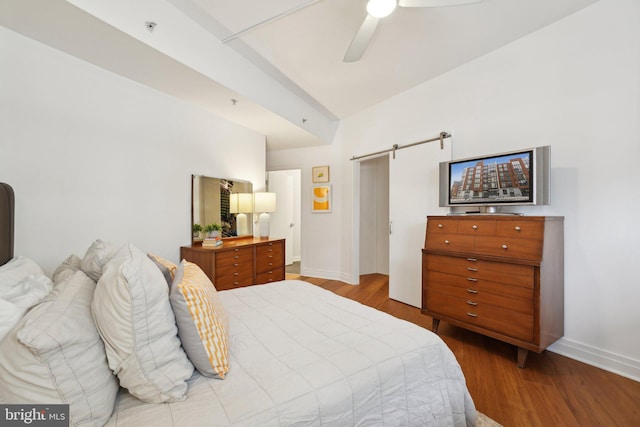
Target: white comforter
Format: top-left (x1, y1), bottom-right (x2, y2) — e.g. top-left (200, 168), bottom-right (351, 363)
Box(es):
top-left (106, 280), bottom-right (476, 426)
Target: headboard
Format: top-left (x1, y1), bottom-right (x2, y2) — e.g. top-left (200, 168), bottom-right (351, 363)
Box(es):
top-left (0, 183), bottom-right (15, 266)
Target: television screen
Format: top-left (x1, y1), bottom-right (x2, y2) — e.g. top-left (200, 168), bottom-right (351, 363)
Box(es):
top-left (448, 150), bottom-right (533, 206)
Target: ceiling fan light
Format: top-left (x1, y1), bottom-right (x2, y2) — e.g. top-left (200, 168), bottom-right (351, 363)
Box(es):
top-left (366, 0), bottom-right (397, 18)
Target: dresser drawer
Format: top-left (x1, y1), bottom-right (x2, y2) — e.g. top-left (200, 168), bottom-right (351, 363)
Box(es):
top-left (425, 291), bottom-right (533, 342)
top-left (475, 236), bottom-right (542, 261)
top-left (215, 268), bottom-right (254, 289)
top-left (215, 247), bottom-right (254, 290)
top-left (425, 271), bottom-right (533, 314)
top-left (216, 247), bottom-right (253, 267)
top-left (425, 254), bottom-right (534, 288)
top-left (256, 267), bottom-right (284, 285)
top-left (495, 219), bottom-right (544, 239)
top-left (426, 218), bottom-right (459, 234)
top-left (456, 219), bottom-right (496, 236)
top-left (425, 233), bottom-right (475, 253)
top-left (256, 242), bottom-right (284, 273)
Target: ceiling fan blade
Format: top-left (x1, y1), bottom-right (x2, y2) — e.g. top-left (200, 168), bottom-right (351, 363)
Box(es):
top-left (343, 14), bottom-right (379, 62)
top-left (398, 0), bottom-right (482, 7)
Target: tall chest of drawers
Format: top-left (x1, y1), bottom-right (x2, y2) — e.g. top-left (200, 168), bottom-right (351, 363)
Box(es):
top-left (180, 237), bottom-right (285, 291)
top-left (422, 215), bottom-right (564, 367)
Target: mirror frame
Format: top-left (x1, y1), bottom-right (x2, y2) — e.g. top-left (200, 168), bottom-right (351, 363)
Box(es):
top-left (191, 175), bottom-right (253, 244)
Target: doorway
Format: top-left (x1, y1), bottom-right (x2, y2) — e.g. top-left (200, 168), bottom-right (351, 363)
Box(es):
top-left (359, 156), bottom-right (389, 276)
top-left (356, 140), bottom-right (451, 307)
top-left (267, 169), bottom-right (301, 271)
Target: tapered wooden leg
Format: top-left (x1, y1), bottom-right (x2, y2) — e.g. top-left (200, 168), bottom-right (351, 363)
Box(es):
top-left (432, 318), bottom-right (441, 334)
top-left (517, 347), bottom-right (529, 368)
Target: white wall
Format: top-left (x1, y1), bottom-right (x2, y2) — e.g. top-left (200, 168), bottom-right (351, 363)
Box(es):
top-left (0, 26), bottom-right (266, 274)
top-left (268, 0), bottom-right (640, 380)
top-left (267, 143), bottom-right (347, 281)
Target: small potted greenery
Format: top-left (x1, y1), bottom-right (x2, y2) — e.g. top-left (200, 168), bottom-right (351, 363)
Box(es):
top-left (204, 223), bottom-right (222, 238)
top-left (192, 223), bottom-right (203, 238)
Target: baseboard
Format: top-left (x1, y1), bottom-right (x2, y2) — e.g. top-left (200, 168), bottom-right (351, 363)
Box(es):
top-left (299, 267), bottom-right (356, 284)
top-left (548, 338), bottom-right (640, 382)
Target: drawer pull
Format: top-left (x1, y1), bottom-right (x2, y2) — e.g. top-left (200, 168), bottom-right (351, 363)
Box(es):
top-left (234, 248), bottom-right (239, 252)
top-left (233, 272), bottom-right (239, 276)
top-left (233, 281), bottom-right (239, 285)
top-left (466, 312), bottom-right (478, 318)
top-left (233, 263), bottom-right (239, 267)
top-left (268, 271), bottom-right (273, 274)
top-left (472, 225), bottom-right (478, 230)
top-left (268, 243), bottom-right (273, 246)
top-left (467, 258), bottom-right (477, 262)
top-left (467, 300), bottom-right (478, 306)
top-left (234, 255), bottom-right (240, 259)
top-left (467, 267), bottom-right (478, 272)
top-left (502, 244), bottom-right (508, 250)
top-left (467, 277), bottom-right (478, 282)
top-left (268, 262), bottom-right (273, 266)
top-left (268, 255), bottom-right (273, 258)
top-left (437, 223), bottom-right (444, 228)
top-left (467, 289), bottom-right (478, 294)
top-left (515, 226), bottom-right (521, 231)
top-left (444, 240), bottom-right (450, 245)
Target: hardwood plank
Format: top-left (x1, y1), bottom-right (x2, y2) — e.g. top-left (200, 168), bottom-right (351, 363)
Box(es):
top-left (287, 272), bottom-right (640, 427)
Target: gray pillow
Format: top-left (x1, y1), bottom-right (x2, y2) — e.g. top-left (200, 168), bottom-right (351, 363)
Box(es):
top-left (0, 270), bottom-right (118, 426)
top-left (92, 243), bottom-right (194, 403)
top-left (148, 254), bottom-right (173, 287)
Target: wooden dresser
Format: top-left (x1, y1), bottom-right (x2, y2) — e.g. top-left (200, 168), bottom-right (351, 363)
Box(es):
top-left (180, 237), bottom-right (285, 291)
top-left (421, 215), bottom-right (564, 367)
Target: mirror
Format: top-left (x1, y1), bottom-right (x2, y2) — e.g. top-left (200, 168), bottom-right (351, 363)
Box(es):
top-left (191, 175), bottom-right (253, 243)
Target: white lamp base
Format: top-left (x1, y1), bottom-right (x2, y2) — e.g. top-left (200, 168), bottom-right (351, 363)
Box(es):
top-left (258, 212), bottom-right (270, 238)
top-left (236, 213), bottom-right (248, 236)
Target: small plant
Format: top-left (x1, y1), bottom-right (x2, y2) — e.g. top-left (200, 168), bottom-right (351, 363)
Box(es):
top-left (204, 223), bottom-right (222, 238)
top-left (192, 223), bottom-right (203, 233)
top-left (204, 223), bottom-right (221, 233)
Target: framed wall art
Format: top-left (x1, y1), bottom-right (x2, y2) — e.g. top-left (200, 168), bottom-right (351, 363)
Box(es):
top-left (312, 165), bottom-right (330, 183)
top-left (312, 185), bottom-right (331, 213)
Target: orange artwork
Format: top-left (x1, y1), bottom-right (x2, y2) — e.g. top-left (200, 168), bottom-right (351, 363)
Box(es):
top-left (312, 185), bottom-right (331, 213)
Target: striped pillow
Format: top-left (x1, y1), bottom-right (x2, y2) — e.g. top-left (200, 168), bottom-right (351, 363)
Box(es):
top-left (170, 261), bottom-right (229, 378)
top-left (148, 253), bottom-right (178, 279)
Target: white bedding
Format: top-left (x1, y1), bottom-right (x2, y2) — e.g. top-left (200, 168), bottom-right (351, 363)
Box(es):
top-left (106, 280), bottom-right (476, 426)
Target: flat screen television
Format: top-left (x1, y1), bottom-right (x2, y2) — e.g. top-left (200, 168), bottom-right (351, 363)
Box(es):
top-left (439, 146), bottom-right (550, 213)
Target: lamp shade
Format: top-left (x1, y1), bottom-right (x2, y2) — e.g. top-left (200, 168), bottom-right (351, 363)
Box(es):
top-left (237, 193), bottom-right (253, 213)
top-left (254, 192), bottom-right (276, 213)
top-left (229, 193), bottom-right (239, 214)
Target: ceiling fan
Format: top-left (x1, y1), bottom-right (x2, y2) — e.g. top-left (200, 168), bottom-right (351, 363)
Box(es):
top-left (344, 0), bottom-right (484, 62)
top-left (221, 0), bottom-right (483, 62)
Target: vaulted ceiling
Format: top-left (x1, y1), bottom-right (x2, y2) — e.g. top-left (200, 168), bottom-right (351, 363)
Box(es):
top-left (1, 0), bottom-right (598, 149)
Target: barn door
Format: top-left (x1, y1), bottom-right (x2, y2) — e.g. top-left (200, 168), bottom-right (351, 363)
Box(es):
top-left (388, 140), bottom-right (451, 307)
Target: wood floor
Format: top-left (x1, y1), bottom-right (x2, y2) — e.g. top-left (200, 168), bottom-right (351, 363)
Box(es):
top-left (286, 272), bottom-right (640, 427)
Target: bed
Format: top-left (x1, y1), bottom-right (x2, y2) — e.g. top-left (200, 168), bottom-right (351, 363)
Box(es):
top-left (0, 182), bottom-right (476, 426)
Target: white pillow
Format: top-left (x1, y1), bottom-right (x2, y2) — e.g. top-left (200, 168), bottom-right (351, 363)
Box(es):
top-left (80, 240), bottom-right (118, 282)
top-left (0, 270), bottom-right (118, 426)
top-left (0, 256), bottom-right (45, 289)
top-left (52, 254), bottom-right (82, 285)
top-left (92, 243), bottom-right (194, 403)
top-left (0, 269), bottom-right (53, 342)
top-left (0, 298), bottom-right (24, 344)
